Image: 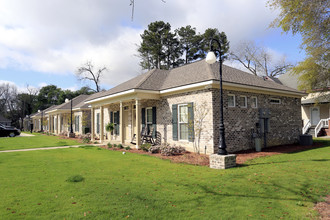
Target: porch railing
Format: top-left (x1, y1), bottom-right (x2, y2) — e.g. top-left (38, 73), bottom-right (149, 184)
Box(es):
top-left (302, 120), bottom-right (311, 134)
top-left (315, 118), bottom-right (330, 137)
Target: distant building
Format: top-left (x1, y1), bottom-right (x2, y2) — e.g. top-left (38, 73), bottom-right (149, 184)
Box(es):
top-left (0, 114), bottom-right (11, 126)
top-left (278, 72), bottom-right (330, 137)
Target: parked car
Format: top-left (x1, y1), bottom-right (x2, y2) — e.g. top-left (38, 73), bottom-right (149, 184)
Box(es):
top-left (0, 123), bottom-right (21, 137)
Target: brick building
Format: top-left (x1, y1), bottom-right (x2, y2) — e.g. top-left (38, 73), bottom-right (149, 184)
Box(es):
top-left (85, 60), bottom-right (304, 154)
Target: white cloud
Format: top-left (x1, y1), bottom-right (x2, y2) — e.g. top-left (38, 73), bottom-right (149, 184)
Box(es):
top-left (0, 0), bottom-right (285, 88)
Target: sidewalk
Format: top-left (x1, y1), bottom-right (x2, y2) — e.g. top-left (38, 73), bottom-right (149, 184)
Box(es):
top-left (0, 144), bottom-right (104, 153)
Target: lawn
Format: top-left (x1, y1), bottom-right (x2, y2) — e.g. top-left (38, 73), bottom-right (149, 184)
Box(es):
top-left (0, 132), bottom-right (82, 151)
top-left (0, 142), bottom-right (329, 219)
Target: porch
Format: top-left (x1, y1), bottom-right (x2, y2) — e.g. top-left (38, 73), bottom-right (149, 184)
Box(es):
top-left (90, 97), bottom-right (159, 148)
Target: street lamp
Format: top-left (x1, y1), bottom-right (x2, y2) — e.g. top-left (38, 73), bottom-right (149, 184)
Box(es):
top-left (205, 37), bottom-right (228, 155)
top-left (65, 98), bottom-right (74, 136)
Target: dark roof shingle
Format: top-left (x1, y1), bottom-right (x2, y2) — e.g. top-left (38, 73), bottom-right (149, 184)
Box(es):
top-left (86, 59), bottom-right (303, 102)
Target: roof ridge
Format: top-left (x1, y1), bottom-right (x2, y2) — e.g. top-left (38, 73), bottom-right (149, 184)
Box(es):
top-left (205, 60), bottom-right (217, 79)
top-left (135, 69), bottom-right (158, 89)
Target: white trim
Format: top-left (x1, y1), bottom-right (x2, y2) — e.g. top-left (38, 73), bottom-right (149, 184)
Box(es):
top-left (178, 104), bottom-right (189, 141)
top-left (160, 80), bottom-right (215, 94)
top-left (228, 94), bottom-right (235, 107)
top-left (85, 79), bottom-right (305, 105)
top-left (223, 81), bottom-right (304, 97)
top-left (85, 89), bottom-right (159, 104)
top-left (240, 96), bottom-right (247, 108)
top-left (251, 96), bottom-right (258, 108)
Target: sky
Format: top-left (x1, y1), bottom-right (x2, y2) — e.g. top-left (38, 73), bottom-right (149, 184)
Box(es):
top-left (0, 0), bottom-right (305, 93)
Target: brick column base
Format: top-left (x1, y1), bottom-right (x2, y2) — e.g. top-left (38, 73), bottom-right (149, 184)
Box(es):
top-left (210, 154), bottom-right (236, 169)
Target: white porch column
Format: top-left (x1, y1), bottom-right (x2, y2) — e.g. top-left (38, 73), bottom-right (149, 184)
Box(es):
top-left (56, 114), bottom-right (59, 134)
top-left (50, 116), bottom-right (53, 133)
top-left (91, 107), bottom-right (95, 141)
top-left (120, 101), bottom-right (124, 144)
top-left (58, 114), bottom-right (61, 133)
top-left (47, 118), bottom-right (49, 132)
top-left (100, 106), bottom-right (104, 142)
top-left (135, 99), bottom-right (141, 149)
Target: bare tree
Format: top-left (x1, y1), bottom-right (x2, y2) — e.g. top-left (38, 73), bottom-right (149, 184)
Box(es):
top-left (230, 41), bottom-right (292, 77)
top-left (192, 101), bottom-right (210, 154)
top-left (76, 61), bottom-right (107, 92)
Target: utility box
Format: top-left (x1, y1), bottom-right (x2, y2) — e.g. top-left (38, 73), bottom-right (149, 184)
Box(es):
top-left (299, 134), bottom-right (313, 146)
top-left (255, 138), bottom-right (262, 152)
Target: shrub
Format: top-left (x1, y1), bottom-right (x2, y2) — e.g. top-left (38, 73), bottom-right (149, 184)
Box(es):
top-left (149, 145), bottom-right (161, 154)
top-left (125, 146), bottom-right (131, 150)
top-left (113, 144), bottom-right (117, 148)
top-left (107, 143), bottom-right (113, 148)
top-left (82, 138), bottom-right (90, 144)
top-left (66, 175), bottom-right (84, 183)
top-left (140, 143), bottom-right (151, 152)
top-left (117, 144), bottom-right (124, 149)
top-left (160, 144), bottom-right (185, 156)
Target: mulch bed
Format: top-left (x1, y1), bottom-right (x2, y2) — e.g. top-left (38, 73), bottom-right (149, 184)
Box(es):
top-left (314, 195), bottom-right (330, 220)
top-left (101, 142), bottom-right (325, 166)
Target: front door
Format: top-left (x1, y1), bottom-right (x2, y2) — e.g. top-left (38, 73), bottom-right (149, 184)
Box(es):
top-left (311, 107), bottom-right (320, 126)
top-left (123, 107), bottom-right (130, 141)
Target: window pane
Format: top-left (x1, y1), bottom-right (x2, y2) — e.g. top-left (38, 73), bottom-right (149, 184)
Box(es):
top-left (147, 108), bottom-right (153, 123)
top-left (180, 124), bottom-right (188, 140)
top-left (179, 106), bottom-right (188, 123)
top-left (228, 95), bottom-right (235, 107)
top-left (252, 97), bottom-right (257, 108)
top-left (240, 97), bottom-right (246, 107)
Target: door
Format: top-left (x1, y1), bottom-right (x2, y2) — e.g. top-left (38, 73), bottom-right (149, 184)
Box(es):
top-left (311, 107), bottom-right (320, 126)
top-left (123, 107), bottom-right (129, 141)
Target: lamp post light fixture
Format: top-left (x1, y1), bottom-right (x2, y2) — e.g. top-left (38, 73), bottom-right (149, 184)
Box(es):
top-left (205, 37), bottom-right (228, 155)
top-left (65, 98), bottom-right (74, 137)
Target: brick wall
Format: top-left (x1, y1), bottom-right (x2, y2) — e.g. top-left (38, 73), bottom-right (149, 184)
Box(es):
top-left (212, 89), bottom-right (302, 153)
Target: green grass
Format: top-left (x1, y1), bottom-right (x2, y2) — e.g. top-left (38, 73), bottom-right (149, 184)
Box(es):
top-left (0, 132), bottom-right (81, 151)
top-left (0, 142), bottom-right (329, 219)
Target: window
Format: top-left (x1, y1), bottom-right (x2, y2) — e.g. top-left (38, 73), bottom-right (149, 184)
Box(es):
top-left (178, 104), bottom-right (188, 140)
top-left (75, 116), bottom-right (79, 132)
top-left (228, 94), bottom-right (235, 107)
top-left (113, 111), bottom-right (119, 135)
top-left (96, 113), bottom-right (100, 134)
top-left (251, 97), bottom-right (258, 108)
top-left (146, 108), bottom-right (153, 132)
top-left (240, 96), bottom-right (247, 108)
top-left (270, 98), bottom-right (281, 104)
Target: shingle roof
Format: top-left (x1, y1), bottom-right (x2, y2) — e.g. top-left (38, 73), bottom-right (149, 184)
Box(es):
top-left (48, 95), bottom-right (90, 112)
top-left (301, 92), bottom-right (330, 104)
top-left (86, 59), bottom-right (303, 102)
top-left (278, 72), bottom-right (300, 90)
top-left (32, 105), bottom-right (58, 117)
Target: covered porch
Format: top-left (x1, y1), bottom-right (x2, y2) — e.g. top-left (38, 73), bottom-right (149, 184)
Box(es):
top-left (88, 91), bottom-right (160, 148)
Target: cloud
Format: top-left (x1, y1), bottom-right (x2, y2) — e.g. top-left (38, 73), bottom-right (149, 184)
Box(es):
top-left (0, 0), bottom-right (282, 88)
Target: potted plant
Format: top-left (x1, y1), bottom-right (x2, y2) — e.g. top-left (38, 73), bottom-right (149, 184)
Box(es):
top-left (105, 122), bottom-right (114, 133)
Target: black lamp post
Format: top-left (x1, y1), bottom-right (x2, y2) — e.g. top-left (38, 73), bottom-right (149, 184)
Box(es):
top-left (205, 37), bottom-right (228, 155)
top-left (65, 98), bottom-right (74, 136)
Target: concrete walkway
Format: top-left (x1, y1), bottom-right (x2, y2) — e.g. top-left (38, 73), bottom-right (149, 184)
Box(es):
top-left (18, 133), bottom-right (35, 137)
top-left (0, 144), bottom-right (104, 153)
